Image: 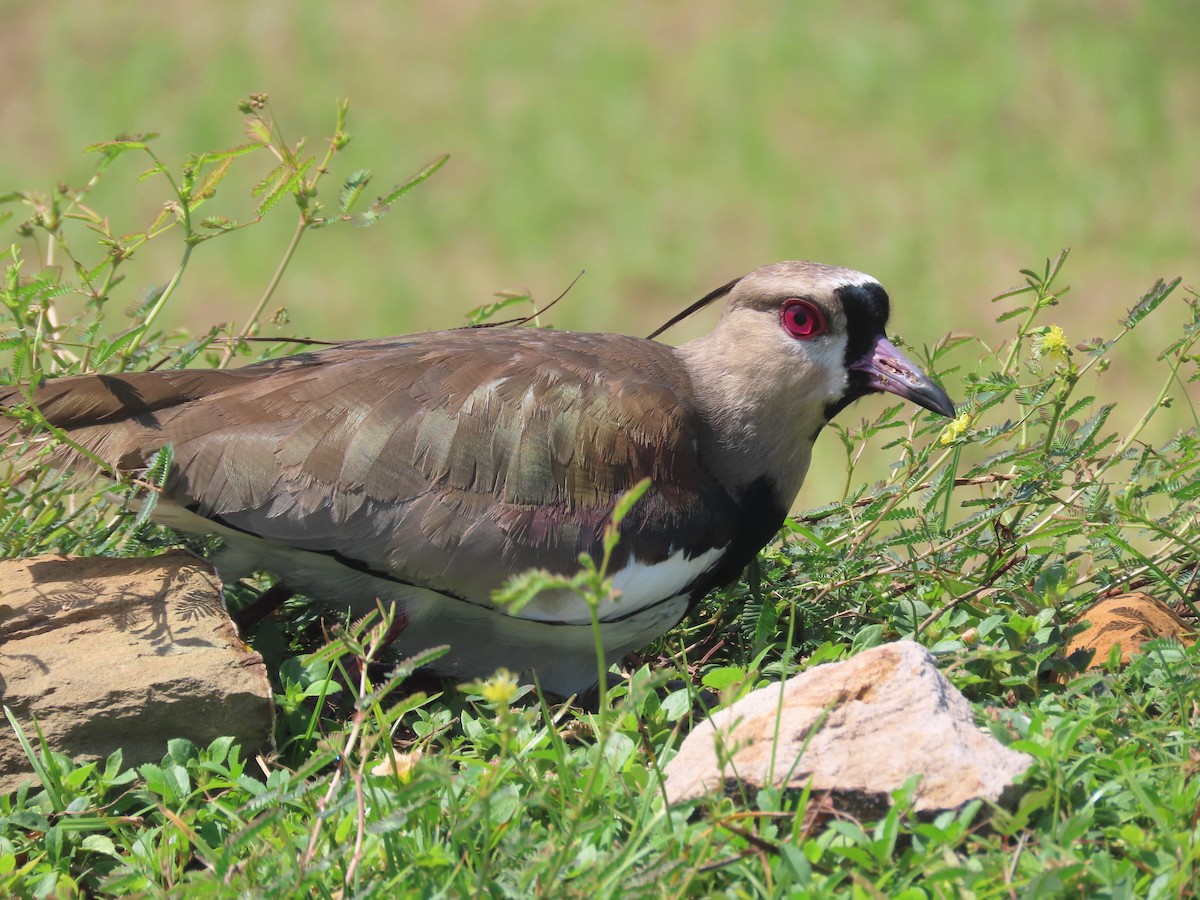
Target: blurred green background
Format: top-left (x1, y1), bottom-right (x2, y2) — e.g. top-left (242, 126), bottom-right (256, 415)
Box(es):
top-left (3, 1), bottom-right (1198, 503)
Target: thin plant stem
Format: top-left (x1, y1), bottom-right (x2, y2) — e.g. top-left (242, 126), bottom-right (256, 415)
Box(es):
top-left (220, 217), bottom-right (306, 368)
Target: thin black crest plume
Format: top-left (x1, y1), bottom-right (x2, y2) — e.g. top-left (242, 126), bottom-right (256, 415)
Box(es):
top-left (646, 274), bottom-right (743, 340)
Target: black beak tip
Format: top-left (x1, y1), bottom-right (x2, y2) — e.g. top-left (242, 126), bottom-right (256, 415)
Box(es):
top-left (919, 383), bottom-right (957, 420)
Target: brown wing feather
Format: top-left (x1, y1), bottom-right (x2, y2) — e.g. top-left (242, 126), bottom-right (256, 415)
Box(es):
top-left (3, 328), bottom-right (738, 603)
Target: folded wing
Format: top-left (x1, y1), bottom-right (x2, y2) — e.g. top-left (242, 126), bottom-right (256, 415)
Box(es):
top-left (2, 328), bottom-right (739, 608)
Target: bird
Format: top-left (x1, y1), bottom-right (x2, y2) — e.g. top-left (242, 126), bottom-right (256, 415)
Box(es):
top-left (1, 261), bottom-right (955, 695)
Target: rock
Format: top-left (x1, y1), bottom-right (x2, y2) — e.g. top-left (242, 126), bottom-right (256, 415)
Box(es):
top-left (663, 641), bottom-right (1031, 817)
top-left (0, 552), bottom-right (274, 795)
top-left (1064, 593), bottom-right (1195, 673)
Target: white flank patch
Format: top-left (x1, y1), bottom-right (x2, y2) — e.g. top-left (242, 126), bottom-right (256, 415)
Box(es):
top-left (605, 545), bottom-right (725, 618)
top-left (514, 544), bottom-right (726, 625)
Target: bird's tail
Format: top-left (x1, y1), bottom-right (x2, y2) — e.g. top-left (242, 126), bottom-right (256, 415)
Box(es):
top-left (1, 369), bottom-right (242, 475)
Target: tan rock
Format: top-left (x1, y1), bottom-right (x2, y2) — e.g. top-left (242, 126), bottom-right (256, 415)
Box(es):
top-left (0, 552), bottom-right (274, 794)
top-left (663, 641), bottom-right (1031, 817)
top-left (1064, 593), bottom-right (1195, 673)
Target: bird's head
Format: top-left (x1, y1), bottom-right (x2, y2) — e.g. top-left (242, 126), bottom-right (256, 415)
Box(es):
top-left (667, 261), bottom-right (956, 499)
top-left (720, 261), bottom-right (954, 420)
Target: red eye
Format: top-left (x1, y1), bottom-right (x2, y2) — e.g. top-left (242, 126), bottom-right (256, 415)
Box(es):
top-left (780, 298), bottom-right (826, 340)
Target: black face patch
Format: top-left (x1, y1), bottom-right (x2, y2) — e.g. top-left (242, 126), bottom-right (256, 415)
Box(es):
top-left (825, 282), bottom-right (891, 420)
top-left (835, 282), bottom-right (890, 362)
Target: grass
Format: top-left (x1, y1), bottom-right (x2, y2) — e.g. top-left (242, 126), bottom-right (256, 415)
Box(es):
top-left (2, 102), bottom-right (1200, 897)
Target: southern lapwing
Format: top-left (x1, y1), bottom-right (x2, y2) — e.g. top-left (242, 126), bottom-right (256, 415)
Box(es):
top-left (1, 261), bottom-right (954, 695)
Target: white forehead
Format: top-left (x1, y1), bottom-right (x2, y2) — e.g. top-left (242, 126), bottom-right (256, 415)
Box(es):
top-left (741, 261), bottom-right (881, 297)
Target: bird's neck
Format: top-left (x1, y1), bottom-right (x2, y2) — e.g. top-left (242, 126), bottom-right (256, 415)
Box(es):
top-left (675, 332), bottom-right (827, 510)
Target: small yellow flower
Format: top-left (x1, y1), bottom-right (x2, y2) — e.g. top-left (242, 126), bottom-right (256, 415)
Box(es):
top-left (479, 668), bottom-right (520, 706)
top-left (939, 412), bottom-right (972, 445)
top-left (370, 747), bottom-right (422, 782)
top-left (1032, 324), bottom-right (1071, 362)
